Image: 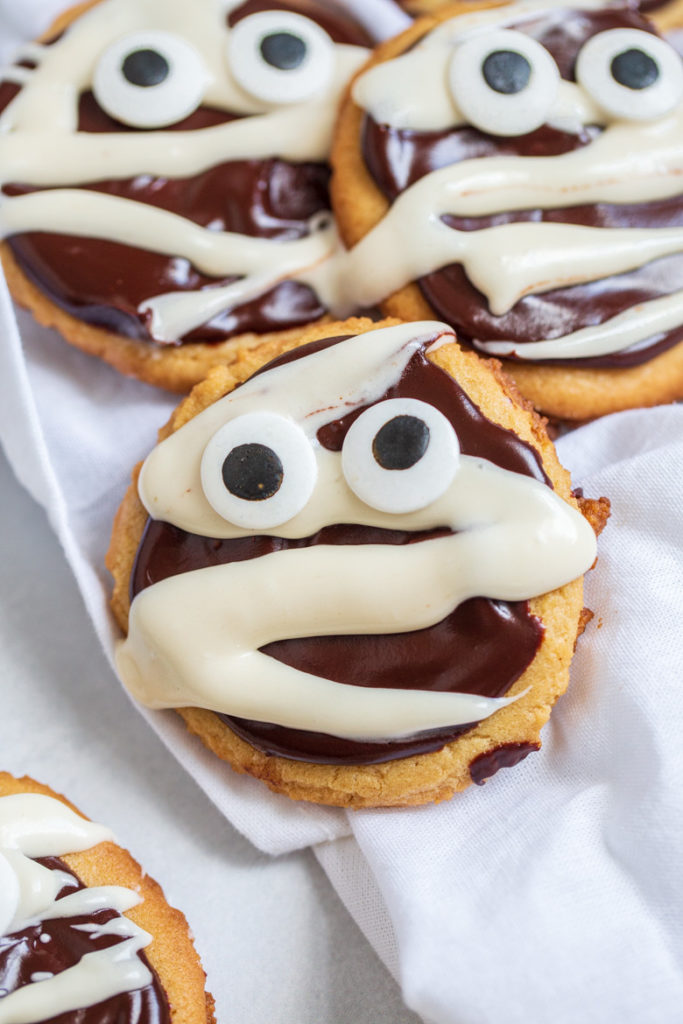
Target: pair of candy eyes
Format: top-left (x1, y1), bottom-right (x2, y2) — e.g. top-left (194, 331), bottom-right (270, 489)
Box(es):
top-left (454, 27), bottom-right (683, 137)
top-left (92, 11), bottom-right (335, 129)
top-left (200, 399), bottom-right (460, 531)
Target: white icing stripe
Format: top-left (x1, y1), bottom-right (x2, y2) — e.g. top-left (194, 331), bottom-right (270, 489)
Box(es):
top-left (475, 287), bottom-right (683, 359)
top-left (0, 67), bottom-right (34, 86)
top-left (0, 107), bottom-right (334, 186)
top-left (29, 887), bottom-right (141, 925)
top-left (0, 794), bottom-right (154, 1021)
top-left (123, 323), bottom-right (596, 741)
top-left (0, 794), bottom-right (112, 857)
top-left (0, 190), bottom-right (336, 278)
top-left (141, 272), bottom-right (295, 343)
top-left (347, 8), bottom-right (683, 361)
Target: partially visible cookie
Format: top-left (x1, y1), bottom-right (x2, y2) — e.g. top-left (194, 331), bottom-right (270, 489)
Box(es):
top-left (0, 0), bottom-right (372, 392)
top-left (331, 1), bottom-right (683, 420)
top-left (107, 317), bottom-right (607, 808)
top-left (0, 772), bottom-right (213, 1023)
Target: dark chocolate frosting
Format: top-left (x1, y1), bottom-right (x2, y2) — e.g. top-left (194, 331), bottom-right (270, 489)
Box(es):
top-left (0, 857), bottom-right (170, 1024)
top-left (361, 7), bottom-right (683, 369)
top-left (469, 742), bottom-right (541, 785)
top-left (0, 1), bottom-right (371, 345)
top-left (131, 334), bottom-right (548, 765)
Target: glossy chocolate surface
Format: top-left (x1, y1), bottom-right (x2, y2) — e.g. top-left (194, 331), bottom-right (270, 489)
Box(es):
top-left (131, 335), bottom-right (548, 764)
top-left (361, 8), bottom-right (683, 369)
top-left (0, 857), bottom-right (170, 1024)
top-left (0, 1), bottom-right (370, 344)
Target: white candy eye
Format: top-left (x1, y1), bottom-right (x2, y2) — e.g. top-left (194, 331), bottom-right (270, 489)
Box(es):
top-left (341, 399), bottom-right (459, 515)
top-left (227, 11), bottom-right (334, 105)
top-left (576, 28), bottom-right (683, 121)
top-left (201, 412), bottom-right (317, 530)
top-left (449, 29), bottom-right (560, 137)
top-left (93, 31), bottom-right (208, 128)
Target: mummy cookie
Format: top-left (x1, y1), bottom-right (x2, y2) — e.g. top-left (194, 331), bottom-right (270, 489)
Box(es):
top-left (332, 1), bottom-right (683, 420)
top-left (0, 0), bottom-right (370, 392)
top-left (0, 773), bottom-right (213, 1023)
top-left (107, 318), bottom-right (608, 807)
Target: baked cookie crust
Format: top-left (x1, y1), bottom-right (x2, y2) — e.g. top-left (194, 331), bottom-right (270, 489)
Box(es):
top-left (107, 316), bottom-right (608, 808)
top-left (0, 772), bottom-right (215, 1023)
top-left (330, 1), bottom-right (683, 421)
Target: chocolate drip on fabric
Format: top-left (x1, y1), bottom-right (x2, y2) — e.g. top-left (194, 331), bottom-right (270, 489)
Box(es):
top-left (0, 857), bottom-right (170, 1024)
top-left (131, 337), bottom-right (547, 764)
top-left (361, 8), bottom-right (683, 369)
top-left (0, 1), bottom-right (371, 344)
top-left (469, 742), bottom-right (541, 785)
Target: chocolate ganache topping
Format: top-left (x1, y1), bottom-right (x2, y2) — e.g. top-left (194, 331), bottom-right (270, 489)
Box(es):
top-left (131, 334), bottom-right (548, 765)
top-left (0, 857), bottom-right (170, 1024)
top-left (0, 0), bottom-right (371, 345)
top-left (361, 8), bottom-right (683, 369)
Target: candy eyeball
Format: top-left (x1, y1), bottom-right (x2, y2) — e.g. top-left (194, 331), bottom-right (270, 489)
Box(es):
top-left (341, 398), bottom-right (460, 515)
top-left (449, 28), bottom-right (560, 137)
top-left (200, 411), bottom-right (317, 530)
top-left (227, 11), bottom-right (334, 105)
top-left (92, 30), bottom-right (208, 128)
top-left (576, 28), bottom-right (683, 121)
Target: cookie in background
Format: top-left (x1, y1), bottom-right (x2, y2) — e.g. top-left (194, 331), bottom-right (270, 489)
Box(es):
top-left (0, 0), bottom-right (371, 391)
top-left (332, 1), bottom-right (683, 420)
top-left (0, 772), bottom-right (213, 1022)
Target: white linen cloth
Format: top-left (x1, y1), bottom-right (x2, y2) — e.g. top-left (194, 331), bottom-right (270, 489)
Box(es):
top-left (1, 2), bottom-right (683, 1021)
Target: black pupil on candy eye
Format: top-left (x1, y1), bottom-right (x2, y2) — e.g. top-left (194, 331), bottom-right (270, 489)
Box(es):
top-left (610, 48), bottom-right (659, 90)
top-left (121, 49), bottom-right (170, 87)
top-left (222, 443), bottom-right (284, 501)
top-left (372, 416), bottom-right (430, 471)
top-left (482, 49), bottom-right (531, 95)
top-left (260, 32), bottom-right (307, 71)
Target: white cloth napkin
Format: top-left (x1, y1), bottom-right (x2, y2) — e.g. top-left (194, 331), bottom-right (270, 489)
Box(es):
top-left (2, 2), bottom-right (683, 1021)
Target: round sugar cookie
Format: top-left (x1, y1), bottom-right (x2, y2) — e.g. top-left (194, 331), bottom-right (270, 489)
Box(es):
top-left (0, 0), bottom-right (372, 392)
top-left (331, 1), bottom-right (683, 420)
top-left (0, 772), bottom-right (214, 1023)
top-left (107, 317), bottom-right (608, 808)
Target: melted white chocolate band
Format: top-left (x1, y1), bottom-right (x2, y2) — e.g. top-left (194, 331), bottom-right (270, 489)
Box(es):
top-left (0, 794), bottom-right (153, 1023)
top-left (117, 323), bottom-right (597, 741)
top-left (0, 0), bottom-right (368, 342)
top-left (346, 5), bottom-right (683, 362)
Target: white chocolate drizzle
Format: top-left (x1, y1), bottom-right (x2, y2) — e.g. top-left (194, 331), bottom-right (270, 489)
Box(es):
top-left (346, 4), bottom-right (683, 361)
top-left (0, 793), bottom-right (154, 1023)
top-left (117, 322), bottom-right (597, 741)
top-left (0, 0), bottom-right (368, 341)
